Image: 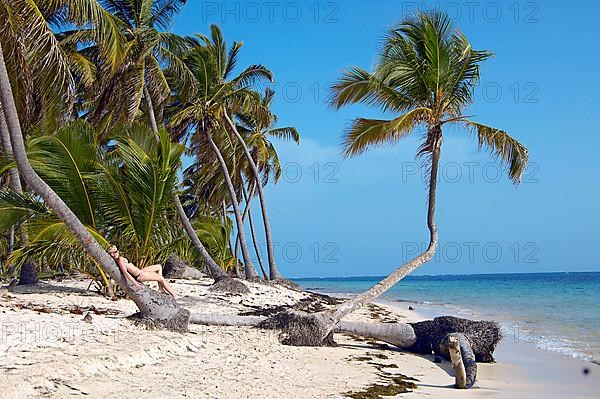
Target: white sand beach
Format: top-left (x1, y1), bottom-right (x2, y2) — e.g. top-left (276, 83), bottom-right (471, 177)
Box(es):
top-left (0, 277), bottom-right (598, 399)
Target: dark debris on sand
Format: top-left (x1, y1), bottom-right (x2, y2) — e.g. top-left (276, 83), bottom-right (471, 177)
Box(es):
top-left (344, 371), bottom-right (418, 399)
top-left (208, 277), bottom-right (250, 295)
top-left (238, 291), bottom-right (343, 318)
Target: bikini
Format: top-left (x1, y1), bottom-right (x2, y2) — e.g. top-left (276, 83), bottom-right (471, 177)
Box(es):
top-left (113, 254), bottom-right (143, 281)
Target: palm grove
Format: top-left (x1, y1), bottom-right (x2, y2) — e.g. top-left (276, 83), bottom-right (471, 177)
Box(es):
top-left (0, 2), bottom-right (527, 337)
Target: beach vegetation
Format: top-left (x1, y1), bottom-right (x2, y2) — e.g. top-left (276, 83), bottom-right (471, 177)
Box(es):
top-left (0, 0), bottom-right (297, 325)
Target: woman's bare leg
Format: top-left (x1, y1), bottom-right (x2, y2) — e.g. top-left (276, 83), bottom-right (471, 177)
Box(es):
top-left (138, 272), bottom-right (177, 299)
top-left (159, 279), bottom-right (177, 299)
top-left (141, 265), bottom-right (163, 290)
top-left (142, 264), bottom-right (163, 276)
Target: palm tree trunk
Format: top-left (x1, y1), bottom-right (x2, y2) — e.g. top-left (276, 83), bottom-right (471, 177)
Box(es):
top-left (143, 86), bottom-right (159, 134)
top-left (203, 125), bottom-right (259, 279)
top-left (233, 181), bottom-right (253, 262)
top-left (0, 109), bottom-right (23, 194)
top-left (223, 111), bottom-right (282, 280)
top-left (0, 109), bottom-right (27, 242)
top-left (1, 102), bottom-right (36, 284)
top-left (222, 199), bottom-right (232, 251)
top-left (6, 225), bottom-right (15, 275)
top-left (327, 128), bottom-right (443, 325)
top-left (0, 41), bottom-right (186, 327)
top-left (241, 183), bottom-right (268, 279)
top-left (222, 199), bottom-right (241, 278)
top-left (188, 314), bottom-right (416, 348)
top-left (8, 225), bottom-right (14, 254)
top-left (141, 89), bottom-right (232, 284)
top-left (173, 194), bottom-right (229, 281)
top-left (1, 110), bottom-right (20, 258)
top-left (233, 183), bottom-right (253, 277)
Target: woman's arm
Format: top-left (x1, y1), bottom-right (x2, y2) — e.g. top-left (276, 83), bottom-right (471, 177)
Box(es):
top-left (116, 257), bottom-right (141, 289)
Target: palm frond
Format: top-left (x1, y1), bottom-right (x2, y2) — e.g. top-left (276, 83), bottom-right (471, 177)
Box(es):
top-left (0, 191), bottom-right (49, 232)
top-left (233, 65), bottom-right (273, 88)
top-left (463, 120), bottom-right (529, 185)
top-left (225, 41), bottom-right (243, 78)
top-left (151, 0), bottom-right (187, 30)
top-left (268, 127), bottom-right (300, 144)
top-left (342, 108), bottom-right (431, 157)
top-left (27, 122), bottom-right (99, 227)
top-left (330, 66), bottom-right (413, 113)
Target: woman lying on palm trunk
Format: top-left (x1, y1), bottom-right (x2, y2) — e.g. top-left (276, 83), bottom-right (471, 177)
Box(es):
top-left (107, 245), bottom-right (178, 299)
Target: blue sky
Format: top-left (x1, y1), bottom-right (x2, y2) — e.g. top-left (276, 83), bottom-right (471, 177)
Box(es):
top-left (173, 0), bottom-right (600, 277)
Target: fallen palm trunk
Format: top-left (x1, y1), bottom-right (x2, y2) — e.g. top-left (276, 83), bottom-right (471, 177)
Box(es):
top-left (335, 321), bottom-right (416, 348)
top-left (190, 313), bottom-right (499, 360)
top-left (190, 313), bottom-right (265, 327)
top-left (440, 333), bottom-right (477, 389)
top-left (189, 313), bottom-right (416, 347)
top-left (189, 312), bottom-right (498, 388)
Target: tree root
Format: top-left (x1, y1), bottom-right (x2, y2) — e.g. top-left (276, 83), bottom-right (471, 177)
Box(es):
top-left (440, 333), bottom-right (477, 388)
top-left (128, 308), bottom-right (191, 333)
top-left (409, 316), bottom-right (501, 362)
top-left (260, 310), bottom-right (337, 346)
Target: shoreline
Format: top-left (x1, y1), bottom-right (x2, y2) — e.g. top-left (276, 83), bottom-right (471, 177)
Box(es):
top-left (1, 278), bottom-right (599, 398)
top-left (313, 289), bottom-right (600, 398)
top-left (312, 287), bottom-right (600, 366)
top-left (379, 298), bottom-right (600, 398)
top-left (385, 297), bottom-right (600, 366)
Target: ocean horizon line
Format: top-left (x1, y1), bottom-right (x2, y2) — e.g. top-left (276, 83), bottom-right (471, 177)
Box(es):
top-left (290, 270), bottom-right (600, 281)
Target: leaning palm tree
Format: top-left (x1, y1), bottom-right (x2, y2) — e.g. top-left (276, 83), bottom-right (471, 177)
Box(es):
top-left (0, 107), bottom-right (25, 275)
top-left (278, 11), bottom-right (528, 344)
top-left (168, 25), bottom-right (272, 280)
top-left (0, 11), bottom-right (188, 328)
top-left (0, 0), bottom-right (124, 284)
top-left (234, 88), bottom-right (300, 280)
top-left (184, 128), bottom-right (254, 277)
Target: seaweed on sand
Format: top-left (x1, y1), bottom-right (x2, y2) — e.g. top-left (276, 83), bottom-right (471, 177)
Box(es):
top-left (345, 372), bottom-right (418, 399)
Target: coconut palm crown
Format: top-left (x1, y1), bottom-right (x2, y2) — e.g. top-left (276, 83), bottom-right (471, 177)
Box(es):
top-left (330, 11), bottom-right (528, 184)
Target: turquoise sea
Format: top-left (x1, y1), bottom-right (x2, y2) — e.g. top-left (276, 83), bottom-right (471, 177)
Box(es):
top-left (294, 272), bottom-right (600, 364)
